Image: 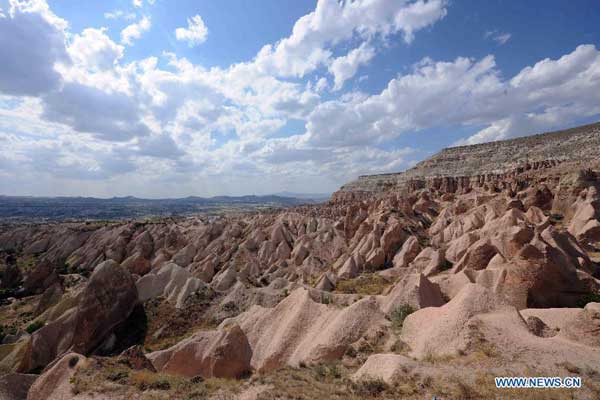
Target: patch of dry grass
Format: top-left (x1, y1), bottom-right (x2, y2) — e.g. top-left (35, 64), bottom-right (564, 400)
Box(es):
top-left (335, 273), bottom-right (391, 295)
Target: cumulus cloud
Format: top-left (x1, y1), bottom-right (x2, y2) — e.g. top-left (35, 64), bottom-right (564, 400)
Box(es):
top-left (329, 43), bottom-right (375, 90)
top-left (254, 0), bottom-right (448, 78)
top-left (41, 82), bottom-right (151, 141)
top-left (0, 0), bottom-right (69, 96)
top-left (68, 28), bottom-right (124, 71)
top-left (305, 43), bottom-right (600, 147)
top-left (175, 15), bottom-right (208, 47)
top-left (121, 15), bottom-right (151, 45)
top-left (3, 0), bottom-right (600, 197)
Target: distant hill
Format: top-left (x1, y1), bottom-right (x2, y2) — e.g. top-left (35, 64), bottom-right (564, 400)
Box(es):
top-left (0, 194), bottom-right (314, 222)
top-left (272, 191), bottom-right (331, 201)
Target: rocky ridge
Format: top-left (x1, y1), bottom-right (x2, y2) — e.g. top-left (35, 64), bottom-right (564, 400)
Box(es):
top-left (337, 121), bottom-right (600, 196)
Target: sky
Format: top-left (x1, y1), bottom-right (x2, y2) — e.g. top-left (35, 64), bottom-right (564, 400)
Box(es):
top-left (1, 0), bottom-right (600, 198)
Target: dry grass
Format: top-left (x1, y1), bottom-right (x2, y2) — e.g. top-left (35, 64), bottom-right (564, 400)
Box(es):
top-left (70, 356), bottom-right (244, 399)
top-left (334, 273), bottom-right (391, 295)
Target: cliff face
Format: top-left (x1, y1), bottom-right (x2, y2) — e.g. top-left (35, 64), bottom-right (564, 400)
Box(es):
top-left (337, 121), bottom-right (600, 195)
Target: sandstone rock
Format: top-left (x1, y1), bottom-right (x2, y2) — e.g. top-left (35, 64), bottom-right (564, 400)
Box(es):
top-left (20, 261), bottom-right (138, 372)
top-left (337, 256), bottom-right (360, 280)
top-left (401, 284), bottom-right (509, 359)
top-left (148, 324), bottom-right (251, 379)
top-left (136, 262), bottom-right (205, 308)
top-left (0, 373), bottom-right (37, 400)
top-left (559, 302), bottom-right (600, 347)
top-left (380, 273), bottom-right (444, 314)
top-left (26, 353), bottom-right (88, 400)
top-left (453, 240), bottom-right (497, 272)
top-left (392, 236), bottom-right (420, 268)
top-left (118, 345), bottom-right (156, 371)
top-left (227, 288), bottom-right (386, 371)
top-left (351, 353), bottom-right (417, 384)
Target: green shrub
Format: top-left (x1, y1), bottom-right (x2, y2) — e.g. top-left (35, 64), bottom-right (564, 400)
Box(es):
top-left (26, 320), bottom-right (44, 334)
top-left (576, 293), bottom-right (600, 308)
top-left (390, 304), bottom-right (415, 330)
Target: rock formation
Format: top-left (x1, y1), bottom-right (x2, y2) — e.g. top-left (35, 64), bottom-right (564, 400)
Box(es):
top-left (0, 121), bottom-right (599, 398)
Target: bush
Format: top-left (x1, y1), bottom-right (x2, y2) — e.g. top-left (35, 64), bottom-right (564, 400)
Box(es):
top-left (130, 371), bottom-right (174, 391)
top-left (0, 324), bottom-right (17, 342)
top-left (26, 320), bottom-right (44, 334)
top-left (390, 304), bottom-right (415, 330)
top-left (350, 378), bottom-right (388, 397)
top-left (312, 363), bottom-right (342, 381)
top-left (576, 293), bottom-right (600, 308)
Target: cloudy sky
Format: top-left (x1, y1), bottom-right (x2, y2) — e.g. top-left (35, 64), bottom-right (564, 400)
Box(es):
top-left (1, 0), bottom-right (599, 198)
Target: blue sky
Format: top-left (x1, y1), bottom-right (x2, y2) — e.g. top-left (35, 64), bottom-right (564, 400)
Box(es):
top-left (1, 0), bottom-right (600, 197)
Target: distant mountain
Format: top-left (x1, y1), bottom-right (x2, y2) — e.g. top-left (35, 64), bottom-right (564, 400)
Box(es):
top-left (272, 191), bottom-right (331, 201)
top-left (0, 194), bottom-right (316, 222)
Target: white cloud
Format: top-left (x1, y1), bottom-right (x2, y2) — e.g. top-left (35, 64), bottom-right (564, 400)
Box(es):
top-left (121, 15), bottom-right (151, 45)
top-left (329, 43), bottom-right (375, 90)
top-left (254, 0), bottom-right (448, 78)
top-left (485, 30), bottom-right (511, 45)
top-left (104, 10), bottom-right (136, 21)
top-left (132, 0), bottom-right (142, 8)
top-left (68, 28), bottom-right (124, 71)
top-left (306, 44), bottom-right (600, 147)
top-left (494, 32), bottom-right (511, 45)
top-left (0, 0), bottom-right (69, 96)
top-left (3, 0), bottom-right (600, 197)
top-left (175, 15), bottom-right (208, 47)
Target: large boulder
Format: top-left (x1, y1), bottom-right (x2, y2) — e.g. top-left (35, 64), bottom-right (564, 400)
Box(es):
top-left (148, 324), bottom-right (252, 379)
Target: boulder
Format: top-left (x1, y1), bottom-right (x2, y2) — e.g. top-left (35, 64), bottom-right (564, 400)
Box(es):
top-left (351, 354), bottom-right (417, 384)
top-left (148, 324), bottom-right (251, 379)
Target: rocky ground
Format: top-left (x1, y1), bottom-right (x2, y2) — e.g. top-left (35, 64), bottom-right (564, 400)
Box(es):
top-left (1, 135), bottom-right (600, 398)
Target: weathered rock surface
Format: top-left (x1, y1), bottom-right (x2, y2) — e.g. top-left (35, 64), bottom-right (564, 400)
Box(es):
top-left (27, 353), bottom-right (88, 400)
top-left (224, 288), bottom-right (386, 372)
top-left (0, 373), bottom-right (37, 400)
top-left (148, 324), bottom-right (251, 378)
top-left (18, 261), bottom-right (138, 372)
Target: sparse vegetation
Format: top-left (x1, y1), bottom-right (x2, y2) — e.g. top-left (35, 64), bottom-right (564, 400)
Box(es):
top-left (576, 292), bottom-right (600, 307)
top-left (25, 320), bottom-right (44, 334)
top-left (390, 304), bottom-right (415, 330)
top-left (350, 377), bottom-right (388, 397)
top-left (335, 273), bottom-right (391, 295)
